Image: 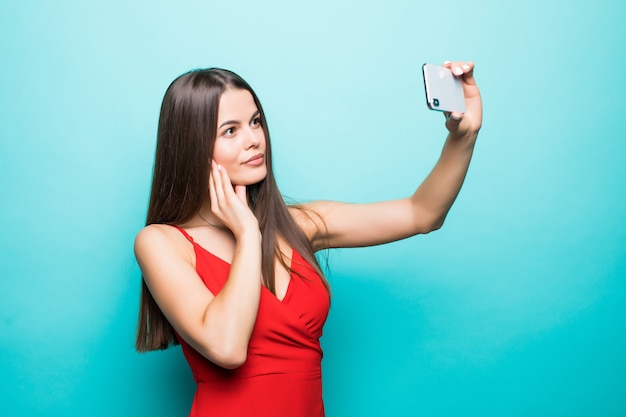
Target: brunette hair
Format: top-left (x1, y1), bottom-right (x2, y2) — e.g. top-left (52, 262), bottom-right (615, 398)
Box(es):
top-left (136, 68), bottom-right (329, 352)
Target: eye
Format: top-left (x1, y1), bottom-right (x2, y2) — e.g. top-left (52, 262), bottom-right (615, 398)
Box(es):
top-left (252, 117), bottom-right (262, 127)
top-left (223, 126), bottom-right (236, 137)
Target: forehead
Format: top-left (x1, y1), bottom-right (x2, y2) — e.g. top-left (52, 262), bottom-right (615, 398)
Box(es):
top-left (217, 88), bottom-right (258, 122)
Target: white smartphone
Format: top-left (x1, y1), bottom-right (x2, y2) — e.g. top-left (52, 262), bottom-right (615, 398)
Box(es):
top-left (422, 63), bottom-right (466, 113)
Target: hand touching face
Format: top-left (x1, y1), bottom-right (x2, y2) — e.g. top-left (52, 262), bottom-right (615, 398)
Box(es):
top-left (212, 88), bottom-right (267, 186)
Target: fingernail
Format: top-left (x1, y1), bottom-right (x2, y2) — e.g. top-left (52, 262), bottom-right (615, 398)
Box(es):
top-left (451, 113), bottom-right (462, 121)
top-left (217, 164), bottom-right (222, 171)
top-left (453, 67), bottom-right (463, 76)
top-left (462, 64), bottom-right (470, 71)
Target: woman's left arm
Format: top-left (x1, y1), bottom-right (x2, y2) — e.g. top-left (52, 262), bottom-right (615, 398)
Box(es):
top-left (295, 61), bottom-right (482, 251)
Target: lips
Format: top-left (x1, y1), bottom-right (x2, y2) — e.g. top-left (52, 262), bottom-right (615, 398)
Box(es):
top-left (243, 153), bottom-right (264, 165)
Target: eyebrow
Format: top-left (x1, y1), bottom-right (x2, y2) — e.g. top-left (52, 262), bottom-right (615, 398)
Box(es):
top-left (218, 110), bottom-right (260, 129)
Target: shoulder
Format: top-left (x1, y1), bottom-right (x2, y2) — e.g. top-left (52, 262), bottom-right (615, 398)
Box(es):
top-left (134, 224), bottom-right (194, 267)
top-left (135, 223), bottom-right (181, 249)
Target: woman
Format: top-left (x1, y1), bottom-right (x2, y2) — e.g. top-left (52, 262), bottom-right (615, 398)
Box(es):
top-left (135, 62), bottom-right (482, 416)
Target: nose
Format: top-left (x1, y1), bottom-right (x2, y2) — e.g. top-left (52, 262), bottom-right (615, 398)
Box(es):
top-left (243, 126), bottom-right (262, 149)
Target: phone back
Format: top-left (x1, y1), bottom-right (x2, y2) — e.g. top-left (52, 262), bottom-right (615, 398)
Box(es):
top-left (422, 63), bottom-right (466, 113)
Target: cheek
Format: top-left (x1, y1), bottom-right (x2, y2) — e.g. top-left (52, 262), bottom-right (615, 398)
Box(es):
top-left (211, 142), bottom-right (233, 165)
top-left (259, 131), bottom-right (267, 148)
top-left (211, 149), bottom-right (243, 178)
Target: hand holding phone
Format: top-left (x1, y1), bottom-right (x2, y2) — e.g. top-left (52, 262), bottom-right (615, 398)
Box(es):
top-left (422, 63), bottom-right (466, 114)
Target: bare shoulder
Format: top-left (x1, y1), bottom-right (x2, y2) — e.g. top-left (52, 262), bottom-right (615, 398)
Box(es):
top-left (135, 223), bottom-right (179, 252)
top-left (134, 224), bottom-right (194, 270)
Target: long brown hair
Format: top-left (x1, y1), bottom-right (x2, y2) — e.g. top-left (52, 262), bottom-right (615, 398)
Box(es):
top-left (136, 68), bottom-right (329, 352)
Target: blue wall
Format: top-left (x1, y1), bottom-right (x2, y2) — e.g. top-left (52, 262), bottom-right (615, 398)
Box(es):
top-left (1, 1), bottom-right (625, 416)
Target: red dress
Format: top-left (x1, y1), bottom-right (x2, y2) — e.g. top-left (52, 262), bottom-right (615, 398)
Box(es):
top-left (173, 226), bottom-right (330, 417)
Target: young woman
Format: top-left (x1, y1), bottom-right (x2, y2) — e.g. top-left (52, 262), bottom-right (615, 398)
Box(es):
top-left (135, 62), bottom-right (482, 416)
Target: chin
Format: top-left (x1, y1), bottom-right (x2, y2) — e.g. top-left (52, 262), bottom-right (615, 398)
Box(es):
top-left (231, 169), bottom-right (267, 186)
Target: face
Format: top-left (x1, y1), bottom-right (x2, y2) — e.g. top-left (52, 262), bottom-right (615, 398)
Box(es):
top-left (212, 88), bottom-right (267, 185)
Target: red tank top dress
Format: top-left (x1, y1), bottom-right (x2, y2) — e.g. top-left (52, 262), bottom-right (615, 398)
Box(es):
top-left (173, 226), bottom-right (330, 417)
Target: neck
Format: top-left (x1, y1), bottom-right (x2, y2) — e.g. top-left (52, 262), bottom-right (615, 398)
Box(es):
top-left (197, 208), bottom-right (226, 229)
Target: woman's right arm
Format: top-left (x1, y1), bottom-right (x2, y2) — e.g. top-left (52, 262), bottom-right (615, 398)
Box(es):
top-left (135, 162), bottom-right (262, 369)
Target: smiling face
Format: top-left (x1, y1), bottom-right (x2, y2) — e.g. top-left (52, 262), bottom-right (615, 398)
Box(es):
top-left (212, 88), bottom-right (267, 186)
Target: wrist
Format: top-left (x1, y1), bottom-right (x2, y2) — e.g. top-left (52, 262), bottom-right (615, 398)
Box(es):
top-left (235, 227), bottom-right (262, 245)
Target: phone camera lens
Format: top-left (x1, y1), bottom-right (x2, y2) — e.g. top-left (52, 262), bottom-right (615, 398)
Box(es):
top-left (433, 98), bottom-right (440, 107)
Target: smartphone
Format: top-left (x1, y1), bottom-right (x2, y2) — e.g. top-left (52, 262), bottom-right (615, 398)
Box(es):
top-left (422, 63), bottom-right (466, 113)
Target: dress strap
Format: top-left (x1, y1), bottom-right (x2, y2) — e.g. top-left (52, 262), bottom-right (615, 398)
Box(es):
top-left (170, 225), bottom-right (195, 244)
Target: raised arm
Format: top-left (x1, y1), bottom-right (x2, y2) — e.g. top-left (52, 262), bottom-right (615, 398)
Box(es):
top-left (135, 161), bottom-right (262, 369)
top-left (294, 61), bottom-right (482, 250)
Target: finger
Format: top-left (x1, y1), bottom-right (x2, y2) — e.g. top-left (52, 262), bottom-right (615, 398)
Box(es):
top-left (234, 185), bottom-right (248, 206)
top-left (451, 61), bottom-right (467, 77)
top-left (217, 164), bottom-right (235, 197)
top-left (454, 62), bottom-right (477, 86)
top-left (461, 61), bottom-right (477, 86)
top-left (455, 61), bottom-right (474, 81)
top-left (445, 112), bottom-right (463, 132)
top-left (211, 161), bottom-right (226, 206)
top-left (443, 61), bottom-right (474, 77)
top-left (441, 60), bottom-right (463, 74)
top-left (208, 169), bottom-right (218, 207)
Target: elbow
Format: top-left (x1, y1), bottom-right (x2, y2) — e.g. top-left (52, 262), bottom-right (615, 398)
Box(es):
top-left (217, 354), bottom-right (247, 370)
top-left (429, 217), bottom-right (446, 233)
top-left (203, 344), bottom-right (248, 369)
top-left (411, 204), bottom-right (448, 235)
top-left (420, 223), bottom-right (442, 235)
top-left (418, 215), bottom-right (446, 235)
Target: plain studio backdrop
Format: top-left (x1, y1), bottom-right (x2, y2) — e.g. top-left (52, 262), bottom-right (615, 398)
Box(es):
top-left (1, 0), bottom-right (625, 416)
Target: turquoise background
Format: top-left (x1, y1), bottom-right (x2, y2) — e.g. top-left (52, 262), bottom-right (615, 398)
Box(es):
top-left (1, 0), bottom-right (625, 415)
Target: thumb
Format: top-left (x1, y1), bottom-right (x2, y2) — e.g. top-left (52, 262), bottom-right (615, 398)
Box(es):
top-left (445, 112), bottom-right (463, 133)
top-left (234, 185), bottom-right (248, 205)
